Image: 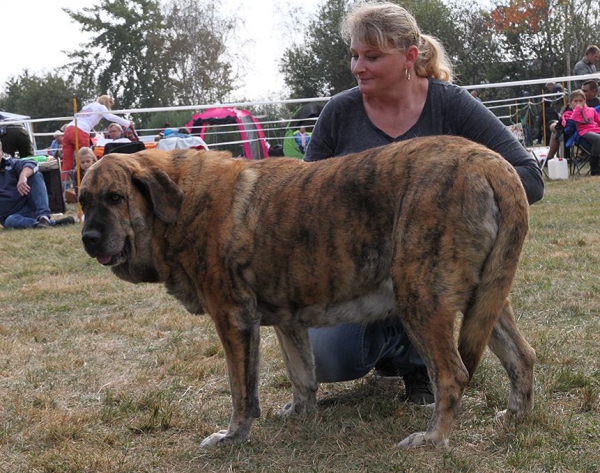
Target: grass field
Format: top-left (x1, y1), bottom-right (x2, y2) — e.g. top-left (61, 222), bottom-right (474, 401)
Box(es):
top-left (0, 176), bottom-right (598, 472)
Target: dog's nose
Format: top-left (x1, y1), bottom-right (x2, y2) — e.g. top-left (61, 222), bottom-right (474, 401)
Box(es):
top-left (82, 230), bottom-right (102, 248)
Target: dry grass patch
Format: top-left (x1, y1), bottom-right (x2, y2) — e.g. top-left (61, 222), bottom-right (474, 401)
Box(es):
top-left (0, 177), bottom-right (599, 472)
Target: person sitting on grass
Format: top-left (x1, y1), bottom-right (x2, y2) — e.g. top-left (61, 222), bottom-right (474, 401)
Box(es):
top-left (0, 142), bottom-right (75, 229)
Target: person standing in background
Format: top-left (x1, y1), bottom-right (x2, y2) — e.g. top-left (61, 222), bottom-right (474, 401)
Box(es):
top-left (61, 95), bottom-right (132, 180)
top-left (573, 45), bottom-right (599, 90)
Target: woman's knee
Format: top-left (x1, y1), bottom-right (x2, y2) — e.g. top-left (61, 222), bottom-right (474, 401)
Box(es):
top-left (309, 324), bottom-right (373, 383)
top-left (309, 321), bottom-right (411, 383)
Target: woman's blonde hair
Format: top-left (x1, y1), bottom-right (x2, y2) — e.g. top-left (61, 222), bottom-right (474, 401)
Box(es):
top-left (78, 147), bottom-right (97, 162)
top-left (342, 1), bottom-right (453, 82)
top-left (97, 95), bottom-right (115, 109)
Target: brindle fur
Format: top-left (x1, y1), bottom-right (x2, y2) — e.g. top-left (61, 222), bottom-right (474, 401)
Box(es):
top-left (80, 135), bottom-right (536, 449)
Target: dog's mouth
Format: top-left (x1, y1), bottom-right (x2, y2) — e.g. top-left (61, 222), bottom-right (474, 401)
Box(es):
top-left (94, 240), bottom-right (130, 266)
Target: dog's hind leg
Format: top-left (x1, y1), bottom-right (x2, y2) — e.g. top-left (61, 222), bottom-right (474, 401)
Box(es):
top-left (273, 324), bottom-right (318, 416)
top-left (487, 300), bottom-right (536, 423)
top-left (201, 308), bottom-right (262, 448)
top-left (395, 305), bottom-right (470, 449)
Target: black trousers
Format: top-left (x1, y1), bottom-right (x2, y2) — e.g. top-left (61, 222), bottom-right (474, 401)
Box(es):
top-left (0, 125), bottom-right (34, 158)
top-left (583, 132), bottom-right (600, 175)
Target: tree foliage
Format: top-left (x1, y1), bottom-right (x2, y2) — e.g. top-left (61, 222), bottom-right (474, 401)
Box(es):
top-left (165, 0), bottom-right (237, 104)
top-left (0, 72), bottom-right (79, 148)
top-left (280, 0), bottom-right (600, 98)
top-left (491, 0), bottom-right (600, 78)
top-left (63, 0), bottom-right (237, 123)
top-left (280, 0), bottom-right (355, 98)
top-left (64, 0), bottom-right (172, 111)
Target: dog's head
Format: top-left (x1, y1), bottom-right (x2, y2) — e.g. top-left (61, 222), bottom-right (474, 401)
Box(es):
top-left (80, 152), bottom-right (184, 283)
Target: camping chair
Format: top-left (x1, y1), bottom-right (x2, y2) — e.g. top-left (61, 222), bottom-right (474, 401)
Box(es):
top-left (528, 146), bottom-right (550, 177)
top-left (103, 141), bottom-right (146, 156)
top-left (565, 130), bottom-right (591, 176)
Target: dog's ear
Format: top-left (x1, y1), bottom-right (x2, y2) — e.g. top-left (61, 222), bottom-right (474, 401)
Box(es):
top-left (132, 168), bottom-right (184, 223)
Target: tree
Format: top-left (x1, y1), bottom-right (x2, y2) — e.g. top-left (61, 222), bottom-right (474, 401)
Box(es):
top-left (164, 0), bottom-right (237, 105)
top-left (280, 0), bottom-right (355, 99)
top-left (440, 2), bottom-right (501, 86)
top-left (491, 0), bottom-right (563, 79)
top-left (490, 0), bottom-right (600, 80)
top-left (64, 0), bottom-right (173, 115)
top-left (400, 0), bottom-right (460, 54)
top-left (0, 71), bottom-right (79, 148)
top-left (64, 0), bottom-right (239, 120)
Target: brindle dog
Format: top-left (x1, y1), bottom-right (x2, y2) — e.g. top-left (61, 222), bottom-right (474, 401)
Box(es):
top-left (79, 135), bottom-right (535, 449)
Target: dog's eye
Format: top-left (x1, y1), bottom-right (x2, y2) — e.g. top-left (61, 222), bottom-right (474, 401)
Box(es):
top-left (107, 193), bottom-right (123, 204)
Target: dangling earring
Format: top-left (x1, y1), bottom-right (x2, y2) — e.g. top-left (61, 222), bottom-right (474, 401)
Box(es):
top-left (405, 68), bottom-right (411, 81)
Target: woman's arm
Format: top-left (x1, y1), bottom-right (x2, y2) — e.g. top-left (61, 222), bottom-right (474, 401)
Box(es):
top-left (452, 90), bottom-right (544, 205)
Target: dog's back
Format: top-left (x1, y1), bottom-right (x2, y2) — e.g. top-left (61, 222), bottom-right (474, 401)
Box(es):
top-left (206, 136), bottom-right (529, 313)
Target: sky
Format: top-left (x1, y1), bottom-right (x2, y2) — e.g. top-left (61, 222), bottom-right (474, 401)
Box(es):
top-left (0, 0), bottom-right (323, 103)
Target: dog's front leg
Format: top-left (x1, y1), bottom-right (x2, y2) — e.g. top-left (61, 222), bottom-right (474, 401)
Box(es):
top-left (273, 324), bottom-right (318, 417)
top-left (201, 308), bottom-right (261, 448)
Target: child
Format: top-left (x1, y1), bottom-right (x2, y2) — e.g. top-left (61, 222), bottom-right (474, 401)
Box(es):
top-left (564, 89), bottom-right (600, 175)
top-left (77, 147), bottom-right (98, 179)
top-left (65, 147), bottom-right (97, 203)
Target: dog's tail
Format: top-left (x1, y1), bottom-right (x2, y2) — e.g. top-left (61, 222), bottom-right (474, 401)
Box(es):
top-left (457, 159), bottom-right (530, 379)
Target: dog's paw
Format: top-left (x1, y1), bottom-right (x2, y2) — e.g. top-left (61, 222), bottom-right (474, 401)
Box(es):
top-left (494, 408), bottom-right (522, 426)
top-left (397, 431), bottom-right (449, 449)
top-left (200, 430), bottom-right (234, 448)
top-left (278, 401), bottom-right (308, 418)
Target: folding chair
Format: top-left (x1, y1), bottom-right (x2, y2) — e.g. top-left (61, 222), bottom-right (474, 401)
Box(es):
top-left (103, 141), bottom-right (146, 156)
top-left (565, 130), bottom-right (591, 176)
top-left (528, 146), bottom-right (550, 177)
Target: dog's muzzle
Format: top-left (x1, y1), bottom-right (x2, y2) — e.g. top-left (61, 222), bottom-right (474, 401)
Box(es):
top-left (82, 229), bottom-right (129, 266)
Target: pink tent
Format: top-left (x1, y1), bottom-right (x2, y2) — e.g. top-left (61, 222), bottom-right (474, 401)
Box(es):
top-left (186, 107), bottom-right (269, 160)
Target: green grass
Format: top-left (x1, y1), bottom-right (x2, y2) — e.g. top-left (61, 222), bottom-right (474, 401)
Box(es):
top-left (0, 176), bottom-right (599, 472)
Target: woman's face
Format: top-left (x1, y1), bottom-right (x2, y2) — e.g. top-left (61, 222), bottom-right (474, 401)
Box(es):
top-left (350, 38), bottom-right (407, 96)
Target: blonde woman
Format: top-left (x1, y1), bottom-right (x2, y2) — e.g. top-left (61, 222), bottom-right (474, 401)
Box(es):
top-left (62, 95), bottom-right (131, 179)
top-left (305, 2), bottom-right (544, 404)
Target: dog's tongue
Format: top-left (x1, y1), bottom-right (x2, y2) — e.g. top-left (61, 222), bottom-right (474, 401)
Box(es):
top-left (96, 255), bottom-right (113, 265)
